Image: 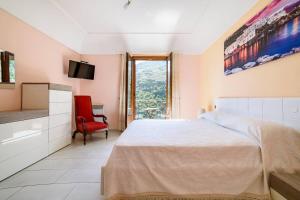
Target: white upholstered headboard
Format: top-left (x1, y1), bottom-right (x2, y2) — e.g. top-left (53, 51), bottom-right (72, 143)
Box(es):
top-left (215, 98), bottom-right (300, 131)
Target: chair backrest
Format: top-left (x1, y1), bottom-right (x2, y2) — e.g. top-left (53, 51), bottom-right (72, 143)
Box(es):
top-left (74, 96), bottom-right (94, 123)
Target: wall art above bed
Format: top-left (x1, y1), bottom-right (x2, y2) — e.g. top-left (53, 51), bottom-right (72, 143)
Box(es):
top-left (224, 0), bottom-right (300, 75)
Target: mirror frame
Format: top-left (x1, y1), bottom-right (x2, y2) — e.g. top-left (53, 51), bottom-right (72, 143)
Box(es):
top-left (0, 50), bottom-right (15, 89)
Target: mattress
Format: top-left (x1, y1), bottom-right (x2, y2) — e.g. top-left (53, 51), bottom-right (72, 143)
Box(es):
top-left (102, 119), bottom-right (269, 200)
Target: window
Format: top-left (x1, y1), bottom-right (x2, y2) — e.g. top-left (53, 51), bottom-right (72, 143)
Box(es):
top-left (126, 54), bottom-right (172, 124)
top-left (0, 51), bottom-right (15, 84)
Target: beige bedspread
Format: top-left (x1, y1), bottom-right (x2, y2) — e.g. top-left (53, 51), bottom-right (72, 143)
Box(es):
top-left (103, 119), bottom-right (270, 200)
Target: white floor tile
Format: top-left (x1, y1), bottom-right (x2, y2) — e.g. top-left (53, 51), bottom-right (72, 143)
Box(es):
top-left (65, 183), bottom-right (104, 200)
top-left (0, 130), bottom-right (121, 198)
top-left (0, 188), bottom-right (21, 200)
top-left (46, 149), bottom-right (110, 160)
top-left (0, 170), bottom-right (66, 189)
top-left (56, 169), bottom-right (101, 184)
top-left (8, 184), bottom-right (75, 200)
top-left (26, 159), bottom-right (101, 171)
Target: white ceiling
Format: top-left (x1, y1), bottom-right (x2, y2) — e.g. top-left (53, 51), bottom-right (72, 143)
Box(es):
top-left (0, 0), bottom-right (258, 54)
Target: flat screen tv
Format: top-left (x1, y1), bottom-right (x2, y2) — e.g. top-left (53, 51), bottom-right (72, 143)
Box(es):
top-left (68, 60), bottom-right (95, 80)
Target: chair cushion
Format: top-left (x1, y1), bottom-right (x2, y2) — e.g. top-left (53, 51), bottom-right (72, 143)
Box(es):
top-left (78, 121), bottom-right (108, 133)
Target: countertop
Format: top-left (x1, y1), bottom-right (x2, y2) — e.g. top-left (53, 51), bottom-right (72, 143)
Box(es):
top-left (22, 83), bottom-right (72, 91)
top-left (0, 109), bottom-right (49, 124)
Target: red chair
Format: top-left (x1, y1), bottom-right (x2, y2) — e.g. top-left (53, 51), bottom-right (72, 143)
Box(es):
top-left (73, 96), bottom-right (108, 145)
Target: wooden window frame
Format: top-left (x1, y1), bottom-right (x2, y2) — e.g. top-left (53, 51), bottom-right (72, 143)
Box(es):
top-left (1, 51), bottom-right (14, 83)
top-left (167, 53), bottom-right (173, 117)
top-left (132, 55), bottom-right (168, 61)
top-left (128, 55), bottom-right (172, 120)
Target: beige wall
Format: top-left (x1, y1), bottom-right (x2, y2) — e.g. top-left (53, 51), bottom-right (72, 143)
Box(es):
top-left (0, 9), bottom-right (81, 111)
top-left (79, 55), bottom-right (122, 130)
top-left (199, 0), bottom-right (300, 111)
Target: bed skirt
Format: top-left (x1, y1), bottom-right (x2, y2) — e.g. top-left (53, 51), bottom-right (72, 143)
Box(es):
top-left (106, 192), bottom-right (269, 200)
top-left (101, 166), bottom-right (269, 200)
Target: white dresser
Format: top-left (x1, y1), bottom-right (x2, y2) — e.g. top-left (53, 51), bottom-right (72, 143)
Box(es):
top-left (0, 83), bottom-right (73, 181)
top-left (48, 89), bottom-right (72, 154)
top-left (22, 83), bottom-right (73, 154)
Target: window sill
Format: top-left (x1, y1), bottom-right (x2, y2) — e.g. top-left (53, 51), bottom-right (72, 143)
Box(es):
top-left (0, 83), bottom-right (15, 89)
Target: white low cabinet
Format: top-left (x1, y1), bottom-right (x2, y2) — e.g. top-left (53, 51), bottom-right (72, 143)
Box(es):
top-left (0, 117), bottom-right (49, 181)
top-left (0, 83), bottom-right (73, 181)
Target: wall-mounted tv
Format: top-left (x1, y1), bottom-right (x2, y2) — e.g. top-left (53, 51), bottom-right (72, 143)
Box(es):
top-left (68, 60), bottom-right (95, 80)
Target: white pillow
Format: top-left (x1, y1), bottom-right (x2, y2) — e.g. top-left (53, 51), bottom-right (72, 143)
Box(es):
top-left (200, 111), bottom-right (260, 141)
top-left (198, 110), bottom-right (229, 120)
top-left (198, 111), bottom-right (218, 121)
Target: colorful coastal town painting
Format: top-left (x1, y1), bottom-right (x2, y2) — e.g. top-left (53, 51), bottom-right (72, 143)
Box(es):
top-left (224, 0), bottom-right (300, 75)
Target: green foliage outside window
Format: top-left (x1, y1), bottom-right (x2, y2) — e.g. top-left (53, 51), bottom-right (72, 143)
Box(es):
top-left (135, 61), bottom-right (166, 119)
top-left (9, 60), bottom-right (15, 83)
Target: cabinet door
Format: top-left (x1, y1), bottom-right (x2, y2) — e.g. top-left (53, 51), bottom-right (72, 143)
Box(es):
top-left (0, 117), bottom-right (48, 162)
top-left (0, 118), bottom-right (48, 181)
top-left (0, 130), bottom-right (48, 181)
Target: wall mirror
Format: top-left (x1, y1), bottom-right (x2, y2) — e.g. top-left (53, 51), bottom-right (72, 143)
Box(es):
top-left (0, 50), bottom-right (15, 89)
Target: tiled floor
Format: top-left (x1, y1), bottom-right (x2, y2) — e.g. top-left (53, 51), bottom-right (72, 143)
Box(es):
top-left (0, 130), bottom-right (121, 200)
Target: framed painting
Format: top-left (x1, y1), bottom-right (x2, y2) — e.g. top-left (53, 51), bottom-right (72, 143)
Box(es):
top-left (224, 0), bottom-right (300, 75)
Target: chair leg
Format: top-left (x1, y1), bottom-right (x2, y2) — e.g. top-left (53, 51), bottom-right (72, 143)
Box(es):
top-left (72, 131), bottom-right (77, 139)
top-left (83, 132), bottom-right (87, 145)
top-left (105, 130), bottom-right (108, 139)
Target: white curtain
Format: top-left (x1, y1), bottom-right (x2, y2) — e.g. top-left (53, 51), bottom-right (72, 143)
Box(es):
top-left (171, 53), bottom-right (181, 119)
top-left (118, 54), bottom-right (127, 131)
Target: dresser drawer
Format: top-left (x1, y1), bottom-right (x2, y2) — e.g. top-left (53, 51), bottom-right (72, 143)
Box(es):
top-left (0, 117), bottom-right (48, 141)
top-left (49, 102), bottom-right (72, 115)
top-left (49, 113), bottom-right (71, 128)
top-left (49, 90), bottom-right (72, 103)
top-left (0, 130), bottom-right (48, 164)
top-left (49, 123), bottom-right (71, 142)
top-left (48, 136), bottom-right (67, 154)
top-left (0, 138), bottom-right (48, 181)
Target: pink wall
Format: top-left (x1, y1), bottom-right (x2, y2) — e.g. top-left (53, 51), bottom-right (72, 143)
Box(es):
top-left (80, 55), bottom-right (121, 130)
top-left (79, 54), bottom-right (202, 129)
top-left (176, 54), bottom-right (201, 119)
top-left (0, 9), bottom-right (202, 130)
top-left (0, 9), bottom-right (81, 111)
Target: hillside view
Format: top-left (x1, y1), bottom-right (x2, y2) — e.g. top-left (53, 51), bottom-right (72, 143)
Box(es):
top-left (135, 60), bottom-right (167, 119)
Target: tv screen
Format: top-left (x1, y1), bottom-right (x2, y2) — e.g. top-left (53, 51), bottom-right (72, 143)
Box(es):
top-left (68, 60), bottom-right (95, 80)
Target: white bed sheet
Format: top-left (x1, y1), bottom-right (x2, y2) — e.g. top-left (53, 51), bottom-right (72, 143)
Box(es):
top-left (103, 119), bottom-right (268, 200)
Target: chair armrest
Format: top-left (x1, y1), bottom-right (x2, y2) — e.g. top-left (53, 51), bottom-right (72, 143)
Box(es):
top-left (93, 114), bottom-right (108, 124)
top-left (93, 114), bottom-right (107, 119)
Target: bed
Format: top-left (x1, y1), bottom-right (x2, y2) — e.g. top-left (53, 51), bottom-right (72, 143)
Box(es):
top-left (102, 98), bottom-right (300, 200)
